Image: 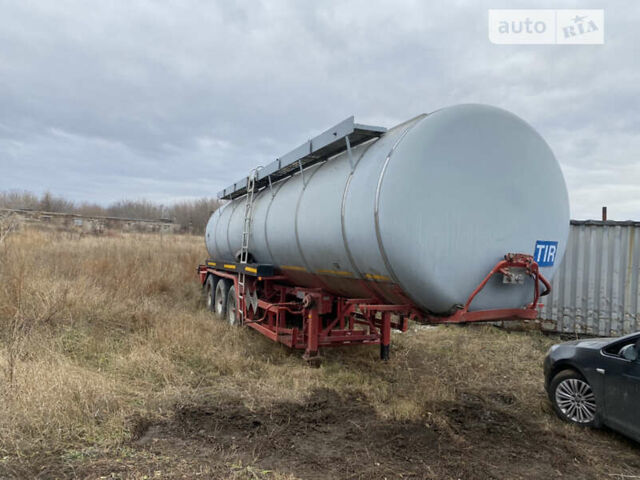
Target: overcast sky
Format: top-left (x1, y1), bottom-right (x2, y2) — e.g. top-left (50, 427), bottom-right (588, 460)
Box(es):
top-left (0, 1), bottom-right (638, 219)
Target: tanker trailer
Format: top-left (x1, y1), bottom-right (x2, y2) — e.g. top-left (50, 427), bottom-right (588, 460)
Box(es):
top-left (198, 104), bottom-right (569, 360)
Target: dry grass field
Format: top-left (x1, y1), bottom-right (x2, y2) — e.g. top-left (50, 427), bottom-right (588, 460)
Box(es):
top-left (0, 225), bottom-right (639, 479)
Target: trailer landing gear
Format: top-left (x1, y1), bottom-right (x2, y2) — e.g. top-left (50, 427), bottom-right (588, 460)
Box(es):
top-left (380, 344), bottom-right (390, 361)
top-left (302, 351), bottom-right (322, 367)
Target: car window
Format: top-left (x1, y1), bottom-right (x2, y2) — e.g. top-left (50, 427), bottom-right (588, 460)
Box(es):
top-left (603, 336), bottom-right (640, 357)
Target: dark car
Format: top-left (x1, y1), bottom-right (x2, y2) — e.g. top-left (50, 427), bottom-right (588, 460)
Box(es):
top-left (544, 331), bottom-right (640, 441)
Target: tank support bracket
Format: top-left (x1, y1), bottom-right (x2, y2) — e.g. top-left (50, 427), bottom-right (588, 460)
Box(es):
top-left (421, 253), bottom-right (551, 325)
top-left (345, 135), bottom-right (355, 171)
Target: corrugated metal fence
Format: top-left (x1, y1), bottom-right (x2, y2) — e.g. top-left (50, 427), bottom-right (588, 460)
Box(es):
top-left (538, 220), bottom-right (640, 336)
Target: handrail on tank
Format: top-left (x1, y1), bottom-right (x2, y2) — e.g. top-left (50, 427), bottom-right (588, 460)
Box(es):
top-left (423, 253), bottom-right (551, 324)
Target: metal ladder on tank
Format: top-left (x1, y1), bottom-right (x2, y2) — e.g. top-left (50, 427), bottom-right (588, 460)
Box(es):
top-left (237, 170), bottom-right (257, 323)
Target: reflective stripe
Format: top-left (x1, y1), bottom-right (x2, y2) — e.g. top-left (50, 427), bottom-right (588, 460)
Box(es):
top-left (365, 273), bottom-right (391, 281)
top-left (281, 265), bottom-right (307, 271)
top-left (317, 269), bottom-right (353, 277)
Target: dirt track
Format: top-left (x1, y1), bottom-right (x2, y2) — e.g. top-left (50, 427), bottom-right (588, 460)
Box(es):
top-left (70, 385), bottom-right (640, 480)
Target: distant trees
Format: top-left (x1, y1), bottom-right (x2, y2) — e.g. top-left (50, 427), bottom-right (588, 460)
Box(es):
top-left (0, 190), bottom-right (222, 234)
top-left (0, 191), bottom-right (40, 210)
top-left (104, 199), bottom-right (165, 221)
top-left (169, 198), bottom-right (221, 233)
top-left (39, 192), bottom-right (75, 213)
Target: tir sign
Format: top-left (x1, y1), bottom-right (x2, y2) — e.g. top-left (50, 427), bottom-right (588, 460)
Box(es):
top-left (534, 240), bottom-right (558, 267)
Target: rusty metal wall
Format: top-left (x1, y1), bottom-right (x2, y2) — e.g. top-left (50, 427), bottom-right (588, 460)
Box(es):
top-left (539, 220), bottom-right (640, 336)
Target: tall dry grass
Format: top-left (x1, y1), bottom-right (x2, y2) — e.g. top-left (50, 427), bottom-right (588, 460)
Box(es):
top-left (0, 226), bottom-right (321, 467)
top-left (0, 224), bottom-right (637, 478)
top-left (0, 227), bottom-right (204, 456)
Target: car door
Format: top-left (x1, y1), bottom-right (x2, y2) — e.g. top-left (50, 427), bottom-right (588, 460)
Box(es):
top-left (603, 352), bottom-right (640, 441)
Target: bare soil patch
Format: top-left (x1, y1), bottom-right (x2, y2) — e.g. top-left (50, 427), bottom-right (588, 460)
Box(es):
top-left (64, 386), bottom-right (640, 480)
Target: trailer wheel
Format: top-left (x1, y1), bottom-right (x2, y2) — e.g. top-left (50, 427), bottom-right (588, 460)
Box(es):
top-left (204, 275), bottom-right (217, 311)
top-left (214, 279), bottom-right (230, 317)
top-left (226, 285), bottom-right (240, 326)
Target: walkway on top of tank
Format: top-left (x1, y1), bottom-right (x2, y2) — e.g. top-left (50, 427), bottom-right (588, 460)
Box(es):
top-left (217, 117), bottom-right (387, 200)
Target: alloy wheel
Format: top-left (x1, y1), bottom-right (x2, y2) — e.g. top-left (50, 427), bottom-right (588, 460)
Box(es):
top-left (555, 378), bottom-right (596, 424)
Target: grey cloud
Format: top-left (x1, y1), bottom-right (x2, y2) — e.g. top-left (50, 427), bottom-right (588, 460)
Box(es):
top-left (0, 0), bottom-right (638, 219)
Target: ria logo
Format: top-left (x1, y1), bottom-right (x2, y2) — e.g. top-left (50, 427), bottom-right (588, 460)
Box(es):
top-left (562, 14), bottom-right (600, 40)
top-left (488, 9), bottom-right (604, 45)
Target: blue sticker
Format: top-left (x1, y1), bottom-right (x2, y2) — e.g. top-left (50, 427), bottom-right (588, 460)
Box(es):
top-left (534, 240), bottom-right (558, 267)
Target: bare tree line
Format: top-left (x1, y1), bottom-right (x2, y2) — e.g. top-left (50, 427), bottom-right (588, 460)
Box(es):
top-left (0, 190), bottom-right (221, 234)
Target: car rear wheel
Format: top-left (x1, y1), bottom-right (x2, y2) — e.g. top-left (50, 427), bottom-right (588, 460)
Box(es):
top-left (549, 370), bottom-right (599, 427)
top-left (214, 279), bottom-right (230, 317)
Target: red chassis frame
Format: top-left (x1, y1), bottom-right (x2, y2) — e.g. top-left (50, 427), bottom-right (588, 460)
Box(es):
top-left (198, 253), bottom-right (550, 360)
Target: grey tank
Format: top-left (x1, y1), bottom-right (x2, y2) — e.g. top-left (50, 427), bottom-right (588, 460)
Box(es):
top-left (206, 104), bottom-right (570, 313)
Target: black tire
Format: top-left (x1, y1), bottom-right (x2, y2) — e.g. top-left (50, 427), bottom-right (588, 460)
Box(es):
top-left (549, 369), bottom-right (600, 428)
top-left (204, 275), bottom-right (217, 312)
top-left (214, 279), bottom-right (230, 317)
top-left (226, 285), bottom-right (240, 326)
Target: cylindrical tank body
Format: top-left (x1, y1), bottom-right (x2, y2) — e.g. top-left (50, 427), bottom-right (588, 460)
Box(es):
top-left (206, 104), bottom-right (570, 313)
